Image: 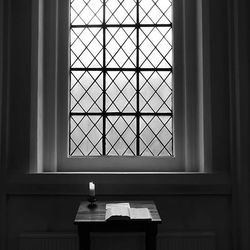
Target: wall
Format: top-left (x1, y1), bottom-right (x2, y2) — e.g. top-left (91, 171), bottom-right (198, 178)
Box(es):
top-left (229, 0), bottom-right (249, 249)
top-left (0, 0), bottom-right (249, 250)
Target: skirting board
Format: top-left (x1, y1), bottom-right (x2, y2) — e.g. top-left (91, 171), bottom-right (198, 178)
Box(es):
top-left (19, 232), bottom-right (216, 250)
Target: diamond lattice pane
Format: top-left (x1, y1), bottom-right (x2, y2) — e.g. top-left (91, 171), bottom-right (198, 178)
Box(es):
top-left (71, 0), bottom-right (103, 25)
top-left (71, 71), bottom-right (103, 113)
top-left (139, 0), bottom-right (172, 24)
top-left (106, 28), bottom-right (136, 68)
top-left (106, 0), bottom-right (136, 24)
top-left (139, 27), bottom-right (172, 68)
top-left (106, 116), bottom-right (136, 155)
top-left (139, 71), bottom-right (172, 113)
top-left (106, 71), bottom-right (136, 112)
top-left (140, 116), bottom-right (172, 156)
top-left (71, 28), bottom-right (103, 68)
top-left (70, 116), bottom-right (103, 156)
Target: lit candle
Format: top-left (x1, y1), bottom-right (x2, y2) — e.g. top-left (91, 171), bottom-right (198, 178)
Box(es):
top-left (89, 182), bottom-right (95, 197)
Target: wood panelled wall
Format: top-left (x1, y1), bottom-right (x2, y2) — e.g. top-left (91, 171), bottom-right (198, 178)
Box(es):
top-left (0, 0), bottom-right (249, 250)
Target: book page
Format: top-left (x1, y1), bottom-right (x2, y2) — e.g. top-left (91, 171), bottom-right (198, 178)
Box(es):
top-left (105, 203), bottom-right (130, 210)
top-left (105, 206), bottom-right (130, 220)
top-left (129, 208), bottom-right (152, 220)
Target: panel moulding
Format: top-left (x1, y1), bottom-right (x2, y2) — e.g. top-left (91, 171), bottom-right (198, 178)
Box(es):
top-left (19, 231), bottom-right (216, 250)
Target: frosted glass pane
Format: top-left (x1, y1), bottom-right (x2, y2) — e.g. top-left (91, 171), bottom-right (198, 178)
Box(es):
top-left (106, 116), bottom-right (136, 155)
top-left (106, 28), bottom-right (136, 68)
top-left (139, 0), bottom-right (172, 24)
top-left (71, 0), bottom-right (103, 25)
top-left (106, 0), bottom-right (136, 24)
top-left (70, 71), bottom-right (103, 113)
top-left (139, 27), bottom-right (172, 68)
top-left (70, 116), bottom-right (103, 156)
top-left (71, 28), bottom-right (103, 68)
top-left (140, 116), bottom-right (172, 156)
top-left (139, 71), bottom-right (172, 112)
top-left (106, 71), bottom-right (136, 112)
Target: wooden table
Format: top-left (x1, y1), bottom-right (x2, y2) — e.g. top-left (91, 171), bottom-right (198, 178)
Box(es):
top-left (74, 201), bottom-right (162, 250)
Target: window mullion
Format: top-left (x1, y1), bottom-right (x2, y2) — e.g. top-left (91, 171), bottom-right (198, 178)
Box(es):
top-left (136, 0), bottom-right (140, 156)
top-left (103, 0), bottom-right (106, 155)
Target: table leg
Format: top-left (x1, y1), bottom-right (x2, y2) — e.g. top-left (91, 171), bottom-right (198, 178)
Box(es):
top-left (78, 226), bottom-right (90, 250)
top-left (145, 225), bottom-right (158, 250)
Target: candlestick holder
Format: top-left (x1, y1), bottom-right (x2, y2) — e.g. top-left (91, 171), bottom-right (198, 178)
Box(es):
top-left (87, 196), bottom-right (97, 208)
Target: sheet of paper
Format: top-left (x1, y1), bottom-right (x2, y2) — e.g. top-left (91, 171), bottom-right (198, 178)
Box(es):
top-left (129, 208), bottom-right (152, 220)
top-left (105, 206), bottom-right (130, 220)
top-left (105, 203), bottom-right (130, 209)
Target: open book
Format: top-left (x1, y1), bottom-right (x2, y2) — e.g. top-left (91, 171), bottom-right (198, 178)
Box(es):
top-left (105, 203), bottom-right (152, 221)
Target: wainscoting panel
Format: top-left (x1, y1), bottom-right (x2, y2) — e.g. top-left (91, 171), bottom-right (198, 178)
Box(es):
top-left (19, 232), bottom-right (216, 250)
top-left (158, 232), bottom-right (216, 250)
top-left (19, 233), bottom-right (78, 250)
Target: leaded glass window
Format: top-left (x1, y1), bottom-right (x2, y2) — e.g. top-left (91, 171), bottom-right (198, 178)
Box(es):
top-left (70, 0), bottom-right (173, 156)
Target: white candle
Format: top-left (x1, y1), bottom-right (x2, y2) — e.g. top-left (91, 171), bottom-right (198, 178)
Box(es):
top-left (89, 182), bottom-right (95, 197)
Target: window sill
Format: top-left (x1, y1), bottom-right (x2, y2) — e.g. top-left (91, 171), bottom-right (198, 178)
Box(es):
top-left (7, 172), bottom-right (231, 196)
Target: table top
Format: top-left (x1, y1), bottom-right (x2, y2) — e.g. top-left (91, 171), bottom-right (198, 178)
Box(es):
top-left (74, 200), bottom-right (162, 224)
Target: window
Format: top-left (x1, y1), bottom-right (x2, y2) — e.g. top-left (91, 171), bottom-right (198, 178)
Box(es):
top-left (30, 0), bottom-right (212, 172)
top-left (69, 0), bottom-right (173, 157)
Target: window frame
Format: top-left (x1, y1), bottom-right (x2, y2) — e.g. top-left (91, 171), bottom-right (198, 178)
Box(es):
top-left (30, 0), bottom-right (212, 173)
top-left (69, 0), bottom-right (174, 158)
